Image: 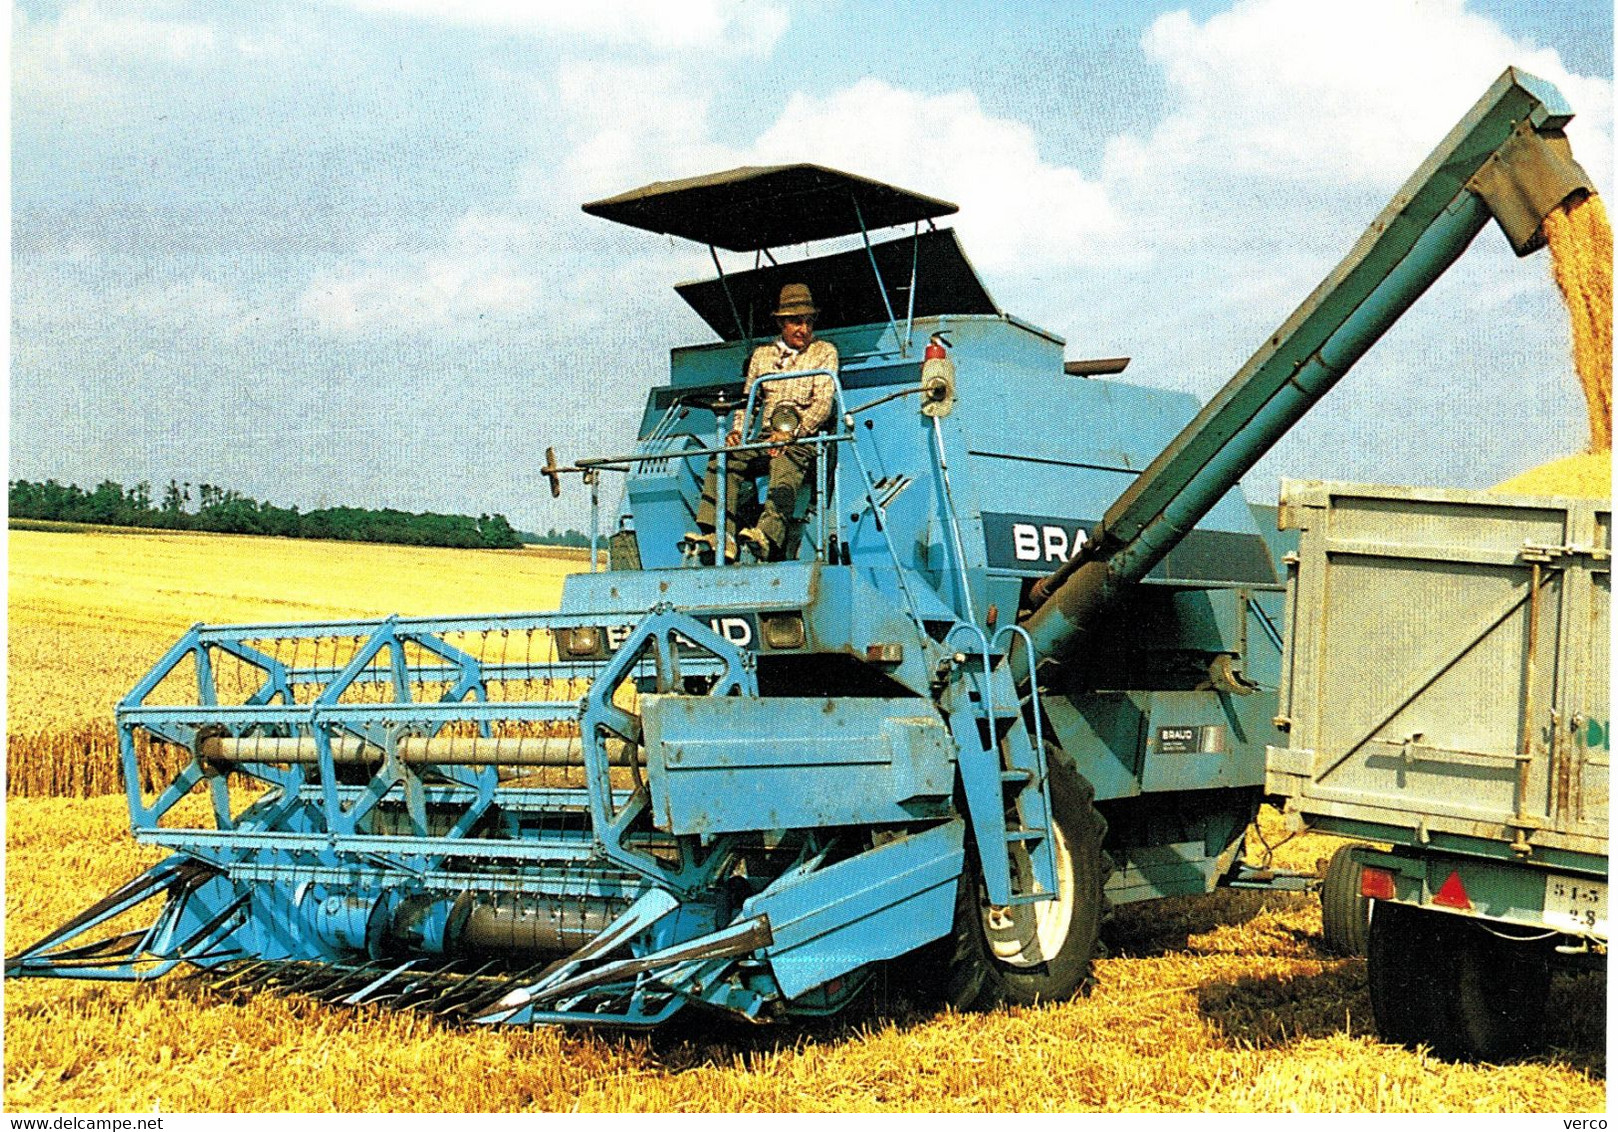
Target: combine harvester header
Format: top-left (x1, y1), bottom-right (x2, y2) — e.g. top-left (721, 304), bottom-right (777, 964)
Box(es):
top-left (8, 69), bottom-right (1597, 1031)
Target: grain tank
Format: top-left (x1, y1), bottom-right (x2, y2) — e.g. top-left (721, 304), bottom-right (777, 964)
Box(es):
top-left (7, 68), bottom-right (1595, 1028)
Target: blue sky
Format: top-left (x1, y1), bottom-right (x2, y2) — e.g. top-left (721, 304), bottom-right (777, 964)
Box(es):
top-left (9, 0), bottom-right (1614, 531)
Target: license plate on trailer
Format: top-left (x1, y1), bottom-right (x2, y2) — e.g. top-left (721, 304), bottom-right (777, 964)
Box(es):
top-left (1543, 875), bottom-right (1608, 936)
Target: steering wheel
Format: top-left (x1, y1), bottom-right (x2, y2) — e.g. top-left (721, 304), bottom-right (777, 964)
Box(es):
top-left (679, 389), bottom-right (746, 415)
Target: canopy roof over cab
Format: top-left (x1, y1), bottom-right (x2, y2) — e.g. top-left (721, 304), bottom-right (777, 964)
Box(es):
top-left (585, 163), bottom-right (998, 336)
top-left (582, 164), bottom-right (959, 252)
top-left (675, 228), bottom-right (999, 339)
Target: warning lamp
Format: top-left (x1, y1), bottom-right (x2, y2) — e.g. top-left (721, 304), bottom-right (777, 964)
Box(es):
top-left (1359, 867), bottom-right (1397, 901)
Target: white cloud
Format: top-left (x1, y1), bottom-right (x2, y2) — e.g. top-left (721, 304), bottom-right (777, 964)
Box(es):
top-left (12, 1), bottom-right (220, 103)
top-left (1076, 0), bottom-right (1612, 494)
top-left (1076, 0), bottom-right (1612, 343)
top-left (299, 212), bottom-right (542, 335)
top-left (552, 61), bottom-right (742, 199)
top-left (116, 277), bottom-right (264, 335)
top-left (333, 65), bottom-right (1131, 344)
top-left (12, 1), bottom-right (320, 114)
top-left (746, 81), bottom-right (1124, 273)
top-left (549, 74), bottom-right (1124, 274)
top-left (300, 56), bottom-right (746, 341)
top-left (1127, 0), bottom-right (1611, 195)
top-left (326, 0), bottom-right (787, 53)
top-left (545, 0), bottom-right (1609, 291)
top-left (299, 0), bottom-right (1615, 456)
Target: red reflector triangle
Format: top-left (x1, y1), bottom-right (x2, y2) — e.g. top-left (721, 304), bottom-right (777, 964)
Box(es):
top-left (1432, 870), bottom-right (1471, 910)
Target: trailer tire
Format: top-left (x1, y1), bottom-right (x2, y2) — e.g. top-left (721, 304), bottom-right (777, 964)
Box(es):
top-left (1320, 843), bottom-right (1371, 956)
top-left (943, 755), bottom-right (1108, 1011)
top-left (1368, 901), bottom-right (1551, 1061)
top-left (1366, 900), bottom-right (1446, 1046)
top-left (1441, 916), bottom-right (1552, 1061)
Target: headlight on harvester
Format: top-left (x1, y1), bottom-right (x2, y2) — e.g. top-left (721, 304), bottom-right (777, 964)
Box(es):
top-left (560, 626), bottom-right (603, 657)
top-left (759, 612), bottom-right (806, 650)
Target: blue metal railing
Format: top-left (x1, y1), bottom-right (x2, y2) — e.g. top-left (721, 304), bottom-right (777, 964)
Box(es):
top-left (574, 368), bottom-right (933, 634)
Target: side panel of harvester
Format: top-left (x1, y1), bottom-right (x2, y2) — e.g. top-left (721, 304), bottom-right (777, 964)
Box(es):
top-left (935, 319), bottom-right (1288, 902)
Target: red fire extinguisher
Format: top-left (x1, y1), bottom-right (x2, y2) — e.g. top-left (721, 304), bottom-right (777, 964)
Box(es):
top-left (921, 333), bottom-right (954, 416)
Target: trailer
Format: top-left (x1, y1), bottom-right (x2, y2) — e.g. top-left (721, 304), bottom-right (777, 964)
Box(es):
top-left (1268, 480), bottom-right (1608, 1060)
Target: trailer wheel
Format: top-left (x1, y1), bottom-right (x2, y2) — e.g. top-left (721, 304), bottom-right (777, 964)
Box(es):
top-left (1368, 901), bottom-right (1551, 1061)
top-left (1320, 843), bottom-right (1371, 956)
top-left (1366, 900), bottom-right (1446, 1046)
top-left (1442, 916), bottom-right (1552, 1061)
top-left (943, 756), bottom-right (1108, 1010)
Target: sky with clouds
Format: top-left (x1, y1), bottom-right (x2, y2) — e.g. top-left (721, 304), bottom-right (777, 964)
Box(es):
top-left (9, 0), bottom-right (1614, 532)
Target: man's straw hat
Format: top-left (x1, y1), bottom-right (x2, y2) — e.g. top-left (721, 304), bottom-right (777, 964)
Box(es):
top-left (772, 283), bottom-right (818, 319)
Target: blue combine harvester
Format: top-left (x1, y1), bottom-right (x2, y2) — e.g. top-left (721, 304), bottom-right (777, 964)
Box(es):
top-left (8, 69), bottom-right (1595, 1028)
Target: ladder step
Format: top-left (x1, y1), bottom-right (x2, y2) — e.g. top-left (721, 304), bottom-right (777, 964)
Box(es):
top-left (1000, 769), bottom-right (1033, 786)
top-left (1005, 829), bottom-right (1046, 843)
top-left (1005, 891), bottom-right (1056, 907)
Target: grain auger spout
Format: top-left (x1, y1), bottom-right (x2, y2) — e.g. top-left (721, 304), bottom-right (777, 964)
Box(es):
top-left (1017, 66), bottom-right (1596, 679)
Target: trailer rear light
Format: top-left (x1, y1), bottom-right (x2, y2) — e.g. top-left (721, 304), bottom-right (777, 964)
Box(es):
top-left (1359, 867), bottom-right (1397, 900)
top-left (1432, 870), bottom-right (1472, 910)
top-left (760, 612), bottom-right (805, 650)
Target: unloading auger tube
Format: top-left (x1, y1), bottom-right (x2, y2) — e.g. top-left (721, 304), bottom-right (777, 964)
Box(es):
top-left (1016, 66), bottom-right (1595, 680)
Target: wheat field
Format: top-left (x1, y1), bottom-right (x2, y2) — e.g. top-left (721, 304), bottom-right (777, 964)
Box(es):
top-left (6, 527), bottom-right (583, 796)
top-left (3, 526), bottom-right (1606, 1112)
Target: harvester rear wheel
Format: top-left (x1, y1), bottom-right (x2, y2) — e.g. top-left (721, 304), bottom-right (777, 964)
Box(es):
top-left (1320, 843), bottom-right (1371, 956)
top-left (944, 755), bottom-right (1107, 1010)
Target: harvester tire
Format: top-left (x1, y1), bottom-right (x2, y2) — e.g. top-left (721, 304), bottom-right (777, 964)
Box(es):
top-left (1320, 843), bottom-right (1371, 956)
top-left (1367, 901), bottom-right (1551, 1061)
top-left (944, 754), bottom-right (1107, 1011)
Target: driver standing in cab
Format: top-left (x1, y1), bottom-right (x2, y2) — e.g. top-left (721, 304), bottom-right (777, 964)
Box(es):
top-left (691, 283), bottom-right (838, 561)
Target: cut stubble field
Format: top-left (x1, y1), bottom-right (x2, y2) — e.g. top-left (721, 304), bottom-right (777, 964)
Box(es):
top-left (3, 527), bottom-right (1606, 1112)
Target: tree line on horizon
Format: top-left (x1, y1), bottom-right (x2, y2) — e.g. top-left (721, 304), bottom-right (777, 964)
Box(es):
top-left (8, 477), bottom-right (530, 550)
